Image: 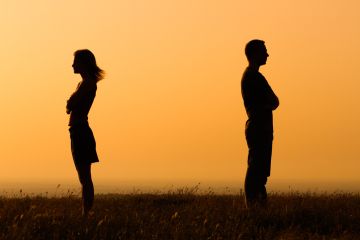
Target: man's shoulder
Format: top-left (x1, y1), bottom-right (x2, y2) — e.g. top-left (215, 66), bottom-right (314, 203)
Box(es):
top-left (242, 68), bottom-right (259, 87)
top-left (242, 68), bottom-right (261, 80)
top-left (243, 68), bottom-right (268, 84)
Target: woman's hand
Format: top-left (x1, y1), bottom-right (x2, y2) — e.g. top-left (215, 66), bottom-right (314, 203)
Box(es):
top-left (66, 99), bottom-right (72, 114)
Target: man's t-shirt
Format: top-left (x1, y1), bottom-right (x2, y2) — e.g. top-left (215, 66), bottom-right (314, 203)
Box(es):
top-left (241, 67), bottom-right (278, 134)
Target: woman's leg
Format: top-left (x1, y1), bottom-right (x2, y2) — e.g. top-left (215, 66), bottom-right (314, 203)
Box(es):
top-left (76, 163), bottom-right (94, 216)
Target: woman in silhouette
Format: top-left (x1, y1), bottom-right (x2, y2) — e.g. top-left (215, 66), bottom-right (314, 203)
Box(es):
top-left (66, 49), bottom-right (104, 216)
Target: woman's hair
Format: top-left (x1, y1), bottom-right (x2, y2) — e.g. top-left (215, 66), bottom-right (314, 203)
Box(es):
top-left (74, 49), bottom-right (105, 82)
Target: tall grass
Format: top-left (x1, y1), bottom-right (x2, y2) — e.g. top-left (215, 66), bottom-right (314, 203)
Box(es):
top-left (0, 190), bottom-right (359, 239)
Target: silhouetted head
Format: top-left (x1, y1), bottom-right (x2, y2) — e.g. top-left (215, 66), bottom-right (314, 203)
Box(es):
top-left (72, 49), bottom-right (105, 82)
top-left (245, 39), bottom-right (269, 66)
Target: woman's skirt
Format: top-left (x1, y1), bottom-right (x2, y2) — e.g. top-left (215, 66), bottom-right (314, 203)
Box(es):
top-left (69, 123), bottom-right (99, 167)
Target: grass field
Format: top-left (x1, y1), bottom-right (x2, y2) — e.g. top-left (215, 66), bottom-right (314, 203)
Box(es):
top-left (0, 188), bottom-right (359, 240)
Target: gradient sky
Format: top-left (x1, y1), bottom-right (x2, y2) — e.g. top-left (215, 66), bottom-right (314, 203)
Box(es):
top-left (2, 1), bottom-right (360, 185)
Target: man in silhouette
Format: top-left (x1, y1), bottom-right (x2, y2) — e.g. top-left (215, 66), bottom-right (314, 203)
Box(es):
top-left (241, 40), bottom-right (279, 208)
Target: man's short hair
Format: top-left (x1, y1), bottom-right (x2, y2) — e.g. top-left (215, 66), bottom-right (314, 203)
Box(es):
top-left (245, 39), bottom-right (265, 60)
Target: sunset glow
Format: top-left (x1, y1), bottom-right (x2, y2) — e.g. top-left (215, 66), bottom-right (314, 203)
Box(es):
top-left (2, 1), bottom-right (360, 189)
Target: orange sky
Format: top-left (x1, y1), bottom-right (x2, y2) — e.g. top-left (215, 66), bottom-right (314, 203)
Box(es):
top-left (1, 1), bottom-right (360, 186)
